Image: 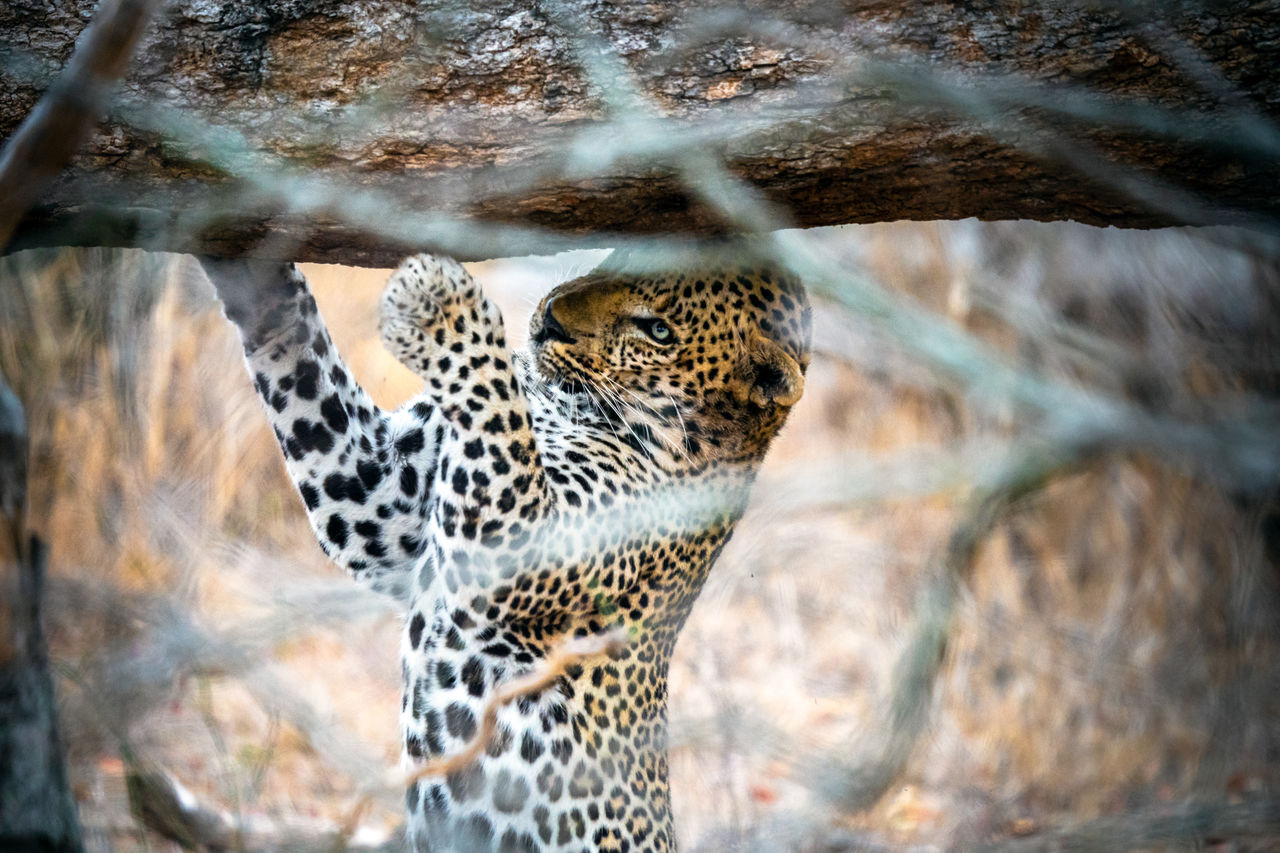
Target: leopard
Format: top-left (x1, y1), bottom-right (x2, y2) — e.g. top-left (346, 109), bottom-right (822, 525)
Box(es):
top-left (200, 248), bottom-right (811, 852)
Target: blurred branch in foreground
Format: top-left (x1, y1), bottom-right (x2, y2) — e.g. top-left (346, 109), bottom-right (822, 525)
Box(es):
top-left (0, 0), bottom-right (159, 247)
top-left (811, 438), bottom-right (1101, 817)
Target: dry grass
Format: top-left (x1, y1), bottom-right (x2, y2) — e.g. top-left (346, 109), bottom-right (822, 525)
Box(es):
top-left (0, 222), bottom-right (1277, 851)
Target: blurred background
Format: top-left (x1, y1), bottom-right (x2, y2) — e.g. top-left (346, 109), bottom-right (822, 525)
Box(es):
top-left (1, 219), bottom-right (1277, 850)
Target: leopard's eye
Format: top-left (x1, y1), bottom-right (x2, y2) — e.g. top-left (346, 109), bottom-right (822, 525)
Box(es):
top-left (633, 317), bottom-right (675, 344)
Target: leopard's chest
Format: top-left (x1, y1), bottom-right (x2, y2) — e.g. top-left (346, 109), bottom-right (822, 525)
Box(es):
top-left (399, 600), bottom-right (678, 852)
top-left (397, 388), bottom-right (740, 852)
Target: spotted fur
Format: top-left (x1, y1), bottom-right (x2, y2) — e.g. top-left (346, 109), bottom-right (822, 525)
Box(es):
top-left (205, 252), bottom-right (811, 852)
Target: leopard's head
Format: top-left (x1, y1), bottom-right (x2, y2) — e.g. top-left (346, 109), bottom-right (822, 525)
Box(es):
top-left (530, 254), bottom-right (812, 464)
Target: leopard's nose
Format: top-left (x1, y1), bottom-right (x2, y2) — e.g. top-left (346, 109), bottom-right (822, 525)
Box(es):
top-left (536, 297), bottom-right (575, 345)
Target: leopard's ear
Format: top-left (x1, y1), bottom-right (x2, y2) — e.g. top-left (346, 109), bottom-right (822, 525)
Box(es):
top-left (744, 335), bottom-right (804, 408)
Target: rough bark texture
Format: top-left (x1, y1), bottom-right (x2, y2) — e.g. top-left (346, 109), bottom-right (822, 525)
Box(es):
top-left (2, 0), bottom-right (1279, 265)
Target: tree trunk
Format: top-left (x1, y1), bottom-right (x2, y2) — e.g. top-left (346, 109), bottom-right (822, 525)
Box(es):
top-left (0, 375), bottom-right (83, 853)
top-left (2, 0), bottom-right (1279, 265)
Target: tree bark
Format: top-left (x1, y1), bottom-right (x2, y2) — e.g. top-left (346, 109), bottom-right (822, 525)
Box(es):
top-left (2, 0), bottom-right (1279, 266)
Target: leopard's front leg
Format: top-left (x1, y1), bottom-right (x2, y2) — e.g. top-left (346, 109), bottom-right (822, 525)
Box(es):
top-left (381, 256), bottom-right (556, 622)
top-left (201, 258), bottom-right (444, 602)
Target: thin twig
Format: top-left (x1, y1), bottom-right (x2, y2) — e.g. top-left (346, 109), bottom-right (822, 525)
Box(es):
top-left (400, 628), bottom-right (628, 787)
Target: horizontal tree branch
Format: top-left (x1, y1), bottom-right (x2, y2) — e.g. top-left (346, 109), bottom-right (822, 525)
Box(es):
top-left (2, 1), bottom-right (1279, 264)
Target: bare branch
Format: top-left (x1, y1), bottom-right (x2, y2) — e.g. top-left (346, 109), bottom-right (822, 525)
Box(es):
top-left (974, 797), bottom-right (1280, 852)
top-left (400, 629), bottom-right (628, 787)
top-left (806, 439), bottom-right (1100, 816)
top-left (126, 763), bottom-right (401, 852)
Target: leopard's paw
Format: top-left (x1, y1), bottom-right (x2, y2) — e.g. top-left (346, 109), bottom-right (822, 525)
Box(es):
top-left (200, 257), bottom-right (308, 351)
top-left (380, 254), bottom-right (505, 381)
